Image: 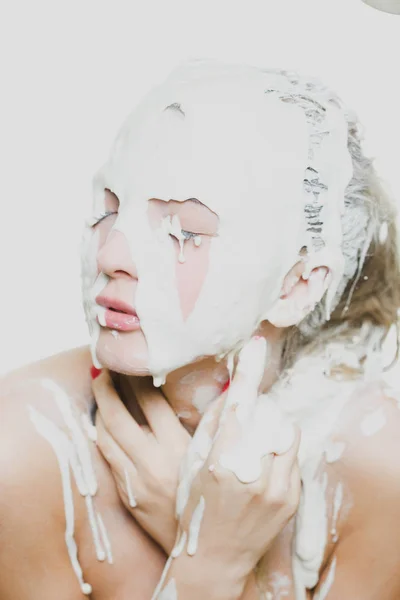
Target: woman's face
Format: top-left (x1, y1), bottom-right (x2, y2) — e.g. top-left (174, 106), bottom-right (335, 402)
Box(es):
top-left (81, 61), bottom-right (352, 384)
top-left (92, 190), bottom-right (219, 375)
top-left (82, 97), bottom-right (311, 382)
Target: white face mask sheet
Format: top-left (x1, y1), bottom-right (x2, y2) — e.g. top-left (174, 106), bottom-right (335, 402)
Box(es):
top-left (81, 59), bottom-right (353, 383)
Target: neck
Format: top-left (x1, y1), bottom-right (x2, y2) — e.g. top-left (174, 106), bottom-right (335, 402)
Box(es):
top-left (114, 322), bottom-right (285, 433)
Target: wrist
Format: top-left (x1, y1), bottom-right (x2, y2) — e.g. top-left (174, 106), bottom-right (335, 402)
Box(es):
top-left (166, 553), bottom-right (247, 600)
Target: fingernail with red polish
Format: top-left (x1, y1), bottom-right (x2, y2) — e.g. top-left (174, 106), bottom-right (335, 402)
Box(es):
top-left (91, 366), bottom-right (102, 380)
top-left (222, 379), bottom-right (230, 393)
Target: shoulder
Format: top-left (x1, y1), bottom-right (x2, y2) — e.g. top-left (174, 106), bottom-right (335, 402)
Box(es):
top-left (0, 347), bottom-right (166, 599)
top-left (334, 381), bottom-right (400, 500)
top-left (0, 347), bottom-right (94, 598)
top-left (0, 345), bottom-right (93, 481)
top-left (318, 382), bottom-right (400, 598)
top-left (0, 346), bottom-right (93, 492)
top-left (1, 344), bottom-right (93, 407)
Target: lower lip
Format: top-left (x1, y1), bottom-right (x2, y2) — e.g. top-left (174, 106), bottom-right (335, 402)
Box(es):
top-left (99, 309), bottom-right (141, 332)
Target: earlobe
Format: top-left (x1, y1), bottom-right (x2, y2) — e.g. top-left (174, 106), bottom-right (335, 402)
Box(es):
top-left (266, 265), bottom-right (330, 328)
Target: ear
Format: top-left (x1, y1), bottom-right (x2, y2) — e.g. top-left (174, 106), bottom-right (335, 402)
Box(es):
top-left (266, 261), bottom-right (330, 328)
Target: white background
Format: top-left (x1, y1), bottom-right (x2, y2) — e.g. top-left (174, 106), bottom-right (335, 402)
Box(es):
top-left (1, 0), bottom-right (399, 377)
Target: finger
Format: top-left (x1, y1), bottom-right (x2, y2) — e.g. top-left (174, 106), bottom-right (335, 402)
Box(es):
top-left (141, 424), bottom-right (154, 437)
top-left (208, 338), bottom-right (267, 463)
top-left (224, 337), bottom-right (267, 411)
top-left (93, 369), bottom-right (149, 463)
top-left (254, 429), bottom-right (300, 502)
top-left (276, 423), bottom-right (301, 462)
top-left (290, 461), bottom-right (302, 506)
top-left (176, 394), bottom-right (227, 515)
top-left (96, 413), bottom-right (138, 479)
top-left (132, 377), bottom-right (190, 445)
top-left (96, 414), bottom-right (140, 509)
top-left (195, 392), bottom-right (227, 451)
top-left (257, 451), bottom-right (275, 488)
top-left (273, 460), bottom-right (301, 518)
top-left (270, 424), bottom-right (301, 483)
top-left (212, 337), bottom-right (267, 443)
top-left (201, 391), bottom-right (226, 425)
top-left (114, 471), bottom-right (139, 511)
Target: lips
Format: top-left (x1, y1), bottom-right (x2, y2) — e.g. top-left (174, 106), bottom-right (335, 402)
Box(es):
top-left (95, 295), bottom-right (141, 332)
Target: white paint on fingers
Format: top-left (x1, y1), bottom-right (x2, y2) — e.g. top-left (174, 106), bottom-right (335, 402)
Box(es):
top-left (187, 496), bottom-right (205, 556)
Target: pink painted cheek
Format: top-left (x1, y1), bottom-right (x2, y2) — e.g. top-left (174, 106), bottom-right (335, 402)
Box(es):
top-left (175, 237), bottom-right (212, 321)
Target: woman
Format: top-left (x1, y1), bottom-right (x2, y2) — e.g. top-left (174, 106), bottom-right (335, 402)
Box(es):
top-left (1, 59), bottom-right (400, 599)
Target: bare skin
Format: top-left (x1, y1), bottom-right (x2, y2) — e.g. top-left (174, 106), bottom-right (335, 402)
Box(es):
top-left (2, 346), bottom-right (400, 599)
top-left (0, 348), bottom-right (164, 600)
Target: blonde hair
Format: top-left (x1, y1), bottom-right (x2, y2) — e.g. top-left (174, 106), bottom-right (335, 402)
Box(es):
top-left (271, 70), bottom-right (400, 371)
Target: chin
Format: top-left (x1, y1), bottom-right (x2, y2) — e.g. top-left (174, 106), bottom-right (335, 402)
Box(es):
top-left (95, 328), bottom-right (151, 376)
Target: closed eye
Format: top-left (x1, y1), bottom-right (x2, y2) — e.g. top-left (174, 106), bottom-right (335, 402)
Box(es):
top-left (181, 230), bottom-right (199, 240)
top-left (92, 211), bottom-right (118, 227)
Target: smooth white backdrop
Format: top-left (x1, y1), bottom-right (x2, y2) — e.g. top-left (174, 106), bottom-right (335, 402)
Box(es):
top-left (1, 0), bottom-right (399, 377)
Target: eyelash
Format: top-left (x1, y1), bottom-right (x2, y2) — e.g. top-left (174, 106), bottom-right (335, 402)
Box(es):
top-left (92, 211), bottom-right (118, 226)
top-left (180, 230), bottom-right (199, 240)
top-left (91, 212), bottom-right (200, 241)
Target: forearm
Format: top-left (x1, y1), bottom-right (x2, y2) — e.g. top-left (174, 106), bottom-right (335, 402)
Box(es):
top-left (153, 553), bottom-right (259, 600)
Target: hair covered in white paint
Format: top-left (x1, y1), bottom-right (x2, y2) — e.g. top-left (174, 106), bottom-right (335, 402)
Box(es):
top-left (272, 68), bottom-right (400, 370)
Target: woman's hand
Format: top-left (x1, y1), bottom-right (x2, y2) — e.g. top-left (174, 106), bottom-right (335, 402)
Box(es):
top-left (92, 372), bottom-right (191, 555)
top-left (168, 337), bottom-right (301, 596)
